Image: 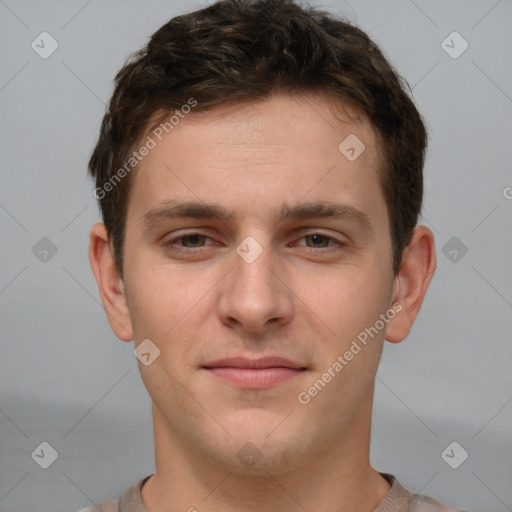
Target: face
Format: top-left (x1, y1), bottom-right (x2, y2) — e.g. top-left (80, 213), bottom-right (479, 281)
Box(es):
top-left (119, 93), bottom-right (400, 473)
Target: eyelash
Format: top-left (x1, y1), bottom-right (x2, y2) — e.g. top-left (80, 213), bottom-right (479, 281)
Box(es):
top-left (162, 232), bottom-right (344, 252)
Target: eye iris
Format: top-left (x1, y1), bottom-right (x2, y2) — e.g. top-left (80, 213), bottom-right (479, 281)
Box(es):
top-left (307, 234), bottom-right (329, 247)
top-left (182, 234), bottom-right (205, 247)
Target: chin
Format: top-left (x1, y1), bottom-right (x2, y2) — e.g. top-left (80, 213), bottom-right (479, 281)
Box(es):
top-left (207, 437), bottom-right (307, 476)
top-left (210, 415), bottom-right (310, 474)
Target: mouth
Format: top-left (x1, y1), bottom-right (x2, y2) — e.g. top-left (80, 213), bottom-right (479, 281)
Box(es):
top-left (202, 356), bottom-right (307, 389)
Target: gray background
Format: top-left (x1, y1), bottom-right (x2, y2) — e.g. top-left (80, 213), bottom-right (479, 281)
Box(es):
top-left (1, 0), bottom-right (511, 511)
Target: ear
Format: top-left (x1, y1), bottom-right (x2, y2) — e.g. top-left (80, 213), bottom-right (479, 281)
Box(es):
top-left (88, 223), bottom-right (134, 342)
top-left (385, 225), bottom-right (436, 344)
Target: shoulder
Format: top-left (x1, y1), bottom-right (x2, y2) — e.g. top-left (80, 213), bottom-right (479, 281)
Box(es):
top-left (410, 492), bottom-right (470, 512)
top-left (76, 498), bottom-right (119, 512)
top-left (73, 474), bottom-right (151, 512)
top-left (380, 473), bottom-right (470, 512)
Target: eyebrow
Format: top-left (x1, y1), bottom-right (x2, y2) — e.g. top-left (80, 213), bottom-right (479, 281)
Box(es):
top-left (142, 199), bottom-right (373, 232)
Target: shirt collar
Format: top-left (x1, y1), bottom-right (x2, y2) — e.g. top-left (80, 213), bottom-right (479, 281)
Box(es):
top-left (118, 472), bottom-right (411, 512)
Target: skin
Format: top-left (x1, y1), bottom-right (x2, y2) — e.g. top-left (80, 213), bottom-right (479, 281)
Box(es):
top-left (89, 92), bottom-right (436, 512)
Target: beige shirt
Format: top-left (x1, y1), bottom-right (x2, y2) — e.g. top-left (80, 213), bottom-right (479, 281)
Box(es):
top-left (77, 473), bottom-right (469, 512)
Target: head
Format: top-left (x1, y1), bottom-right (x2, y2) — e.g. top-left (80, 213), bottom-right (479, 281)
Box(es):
top-left (90, 0), bottom-right (428, 278)
top-left (88, 0), bottom-right (435, 474)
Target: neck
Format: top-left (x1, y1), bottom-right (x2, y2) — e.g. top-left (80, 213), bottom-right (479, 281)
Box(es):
top-left (141, 395), bottom-right (391, 512)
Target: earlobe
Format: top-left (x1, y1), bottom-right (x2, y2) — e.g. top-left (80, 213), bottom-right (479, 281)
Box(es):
top-left (88, 223), bottom-right (134, 342)
top-left (385, 225), bottom-right (436, 344)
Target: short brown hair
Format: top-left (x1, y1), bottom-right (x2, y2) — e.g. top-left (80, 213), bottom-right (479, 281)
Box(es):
top-left (89, 0), bottom-right (427, 277)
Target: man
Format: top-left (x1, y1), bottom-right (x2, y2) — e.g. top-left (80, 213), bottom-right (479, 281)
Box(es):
top-left (83, 0), bottom-right (467, 510)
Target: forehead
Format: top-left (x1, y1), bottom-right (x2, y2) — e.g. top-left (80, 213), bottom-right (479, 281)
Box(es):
top-left (128, 92), bottom-right (386, 225)
top-left (141, 91), bottom-right (380, 165)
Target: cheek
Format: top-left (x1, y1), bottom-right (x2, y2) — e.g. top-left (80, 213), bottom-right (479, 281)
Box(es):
top-left (125, 255), bottom-right (217, 361)
top-left (123, 255), bottom-right (179, 341)
top-left (297, 263), bottom-right (388, 321)
top-left (290, 262), bottom-right (393, 365)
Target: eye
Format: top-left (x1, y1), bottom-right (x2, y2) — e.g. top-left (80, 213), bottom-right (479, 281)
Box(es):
top-left (295, 232), bottom-right (343, 249)
top-left (163, 233), bottom-right (212, 250)
top-left (302, 233), bottom-right (334, 248)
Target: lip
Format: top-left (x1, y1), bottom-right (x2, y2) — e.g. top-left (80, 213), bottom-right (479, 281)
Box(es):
top-left (202, 357), bottom-right (307, 389)
top-left (203, 356), bottom-right (305, 369)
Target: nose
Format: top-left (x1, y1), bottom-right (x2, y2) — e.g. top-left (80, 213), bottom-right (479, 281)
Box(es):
top-left (217, 237), bottom-right (294, 335)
